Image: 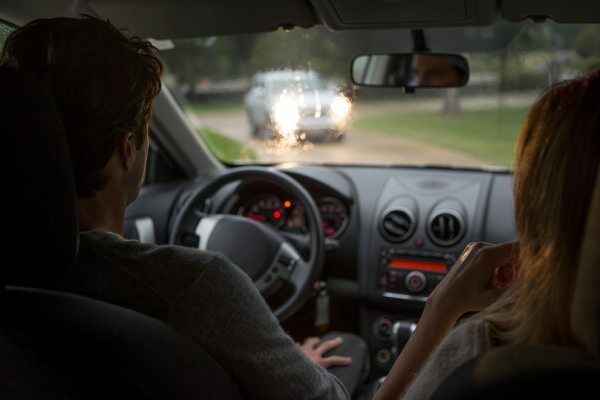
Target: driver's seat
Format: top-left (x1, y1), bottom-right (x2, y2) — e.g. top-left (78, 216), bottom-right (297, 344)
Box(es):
top-left (0, 67), bottom-right (244, 399)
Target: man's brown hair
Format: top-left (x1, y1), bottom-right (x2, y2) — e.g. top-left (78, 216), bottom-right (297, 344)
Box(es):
top-left (1, 15), bottom-right (163, 196)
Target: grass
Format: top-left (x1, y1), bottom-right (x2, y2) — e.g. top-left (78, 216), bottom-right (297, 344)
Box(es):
top-left (197, 128), bottom-right (256, 162)
top-left (186, 101), bottom-right (244, 115)
top-left (353, 106), bottom-right (530, 167)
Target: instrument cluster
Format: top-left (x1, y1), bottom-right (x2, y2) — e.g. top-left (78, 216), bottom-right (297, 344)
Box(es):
top-left (238, 193), bottom-right (349, 238)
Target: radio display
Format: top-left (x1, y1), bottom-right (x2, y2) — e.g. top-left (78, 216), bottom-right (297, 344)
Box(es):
top-left (388, 258), bottom-right (447, 273)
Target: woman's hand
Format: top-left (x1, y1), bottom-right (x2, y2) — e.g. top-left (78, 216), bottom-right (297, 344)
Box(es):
top-left (427, 241), bottom-right (518, 320)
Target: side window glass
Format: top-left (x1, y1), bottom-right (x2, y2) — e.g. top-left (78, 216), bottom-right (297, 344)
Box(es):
top-left (0, 20), bottom-right (16, 51)
top-left (144, 135), bottom-right (186, 185)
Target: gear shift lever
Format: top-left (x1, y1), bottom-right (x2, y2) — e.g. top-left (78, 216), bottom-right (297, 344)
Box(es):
top-left (391, 320), bottom-right (417, 357)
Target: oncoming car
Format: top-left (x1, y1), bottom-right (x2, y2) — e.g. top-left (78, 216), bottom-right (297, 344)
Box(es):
top-left (1, 0), bottom-right (599, 399)
top-left (244, 69), bottom-right (352, 141)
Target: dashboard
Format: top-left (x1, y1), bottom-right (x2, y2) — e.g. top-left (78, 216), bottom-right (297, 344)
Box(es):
top-left (124, 164), bottom-right (516, 377)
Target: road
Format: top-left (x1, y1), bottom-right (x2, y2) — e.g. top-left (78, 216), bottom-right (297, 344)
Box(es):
top-left (189, 95), bottom-right (535, 167)
top-left (191, 113), bottom-right (484, 167)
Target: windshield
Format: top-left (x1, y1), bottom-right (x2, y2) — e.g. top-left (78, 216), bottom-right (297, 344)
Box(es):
top-left (160, 21), bottom-right (599, 169)
top-left (266, 76), bottom-right (329, 94)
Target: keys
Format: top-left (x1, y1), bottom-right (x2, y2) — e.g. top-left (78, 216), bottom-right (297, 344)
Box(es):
top-left (314, 283), bottom-right (330, 331)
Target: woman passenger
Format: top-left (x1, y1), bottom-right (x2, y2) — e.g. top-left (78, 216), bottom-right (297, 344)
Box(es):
top-left (374, 68), bottom-right (600, 400)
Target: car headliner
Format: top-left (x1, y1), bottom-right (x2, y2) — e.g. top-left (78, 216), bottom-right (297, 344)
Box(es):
top-left (1, 0), bottom-right (599, 41)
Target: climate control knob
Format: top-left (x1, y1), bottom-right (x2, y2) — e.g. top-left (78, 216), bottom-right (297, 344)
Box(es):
top-left (405, 271), bottom-right (427, 293)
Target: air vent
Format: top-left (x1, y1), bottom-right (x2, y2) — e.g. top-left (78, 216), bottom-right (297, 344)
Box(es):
top-left (427, 210), bottom-right (465, 247)
top-left (380, 208), bottom-right (415, 242)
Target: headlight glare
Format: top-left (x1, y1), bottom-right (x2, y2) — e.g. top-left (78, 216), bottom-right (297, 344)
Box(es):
top-left (330, 95), bottom-right (352, 127)
top-left (272, 95), bottom-right (300, 136)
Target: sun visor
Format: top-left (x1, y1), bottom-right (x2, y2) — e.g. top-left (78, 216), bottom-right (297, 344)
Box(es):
top-left (310, 0), bottom-right (498, 29)
top-left (323, 21), bottom-right (523, 54)
top-left (87, 0), bottom-right (317, 39)
top-left (502, 0), bottom-right (600, 23)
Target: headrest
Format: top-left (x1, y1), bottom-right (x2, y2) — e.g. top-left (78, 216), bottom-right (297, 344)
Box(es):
top-left (1, 67), bottom-right (78, 285)
top-left (571, 164), bottom-right (600, 354)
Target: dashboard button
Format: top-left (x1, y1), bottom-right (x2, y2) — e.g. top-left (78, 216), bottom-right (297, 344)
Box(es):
top-left (375, 317), bottom-right (393, 337)
top-left (379, 272), bottom-right (389, 286)
top-left (375, 348), bottom-right (392, 365)
top-left (405, 271), bottom-right (427, 293)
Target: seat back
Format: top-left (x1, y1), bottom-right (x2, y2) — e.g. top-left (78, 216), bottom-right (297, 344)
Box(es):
top-left (1, 67), bottom-right (78, 285)
top-left (571, 164), bottom-right (600, 355)
top-left (0, 67), bottom-right (243, 399)
top-left (1, 286), bottom-right (246, 399)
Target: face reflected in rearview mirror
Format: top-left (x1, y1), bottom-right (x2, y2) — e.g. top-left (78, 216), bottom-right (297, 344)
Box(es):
top-left (351, 53), bottom-right (469, 89)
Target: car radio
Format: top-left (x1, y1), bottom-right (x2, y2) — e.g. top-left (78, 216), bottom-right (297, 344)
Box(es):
top-left (378, 248), bottom-right (456, 302)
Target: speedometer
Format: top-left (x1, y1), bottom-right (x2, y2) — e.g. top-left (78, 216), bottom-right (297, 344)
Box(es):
top-left (319, 197), bottom-right (348, 238)
top-left (240, 195), bottom-right (286, 229)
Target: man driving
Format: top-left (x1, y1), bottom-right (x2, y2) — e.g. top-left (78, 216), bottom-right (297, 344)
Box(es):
top-left (1, 15), bottom-right (367, 399)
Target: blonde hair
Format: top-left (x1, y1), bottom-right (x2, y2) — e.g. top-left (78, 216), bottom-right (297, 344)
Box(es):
top-left (478, 70), bottom-right (600, 346)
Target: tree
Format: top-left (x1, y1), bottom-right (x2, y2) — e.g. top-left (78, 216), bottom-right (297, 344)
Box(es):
top-left (575, 25), bottom-right (600, 58)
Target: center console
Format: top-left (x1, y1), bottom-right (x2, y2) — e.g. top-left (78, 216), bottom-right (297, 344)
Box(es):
top-left (356, 172), bottom-right (494, 379)
top-left (363, 247), bottom-right (457, 375)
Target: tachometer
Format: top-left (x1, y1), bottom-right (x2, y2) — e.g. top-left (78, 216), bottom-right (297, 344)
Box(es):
top-left (240, 195), bottom-right (286, 228)
top-left (319, 197), bottom-right (348, 238)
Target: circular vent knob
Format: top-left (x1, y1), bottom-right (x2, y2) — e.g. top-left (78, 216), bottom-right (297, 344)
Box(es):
top-left (427, 210), bottom-right (465, 247)
top-left (380, 208), bottom-right (415, 242)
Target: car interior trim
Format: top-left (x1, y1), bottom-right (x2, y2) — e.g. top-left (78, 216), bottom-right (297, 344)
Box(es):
top-left (382, 291), bottom-right (428, 303)
top-left (194, 215), bottom-right (223, 251)
top-left (134, 217), bottom-right (156, 244)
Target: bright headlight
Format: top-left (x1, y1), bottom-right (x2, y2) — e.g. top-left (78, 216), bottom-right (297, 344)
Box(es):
top-left (330, 95), bottom-right (352, 123)
top-left (271, 95), bottom-right (300, 136)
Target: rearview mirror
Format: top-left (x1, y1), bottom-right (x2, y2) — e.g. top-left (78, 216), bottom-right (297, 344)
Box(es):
top-left (351, 53), bottom-right (469, 89)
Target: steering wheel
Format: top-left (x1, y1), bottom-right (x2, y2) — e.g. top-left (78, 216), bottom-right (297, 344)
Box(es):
top-left (169, 166), bottom-right (325, 321)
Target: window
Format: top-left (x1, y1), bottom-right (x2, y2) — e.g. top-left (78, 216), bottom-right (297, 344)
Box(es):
top-left (0, 20), bottom-right (16, 51)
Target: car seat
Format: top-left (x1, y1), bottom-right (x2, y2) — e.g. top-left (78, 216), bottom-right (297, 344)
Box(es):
top-left (0, 67), bottom-right (244, 399)
top-left (430, 164), bottom-right (600, 399)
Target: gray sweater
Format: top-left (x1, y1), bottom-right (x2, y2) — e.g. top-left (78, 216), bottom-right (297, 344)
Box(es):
top-left (57, 229), bottom-right (350, 400)
top-left (401, 318), bottom-right (488, 400)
